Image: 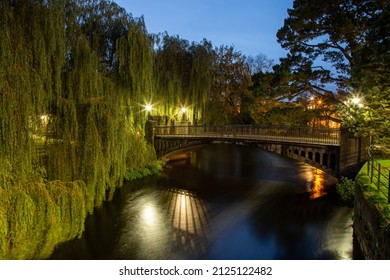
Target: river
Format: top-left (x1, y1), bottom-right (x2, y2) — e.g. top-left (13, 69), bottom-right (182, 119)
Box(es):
top-left (50, 143), bottom-right (355, 260)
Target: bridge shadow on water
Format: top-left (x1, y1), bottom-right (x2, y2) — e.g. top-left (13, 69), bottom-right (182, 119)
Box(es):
top-left (167, 188), bottom-right (210, 258)
top-left (161, 145), bottom-right (353, 260)
top-left (50, 144), bottom-right (354, 260)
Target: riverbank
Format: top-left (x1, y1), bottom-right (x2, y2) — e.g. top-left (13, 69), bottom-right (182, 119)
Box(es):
top-left (0, 159), bottom-right (162, 260)
top-left (354, 160), bottom-right (390, 259)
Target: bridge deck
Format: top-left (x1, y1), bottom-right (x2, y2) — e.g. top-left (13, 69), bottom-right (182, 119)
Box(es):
top-left (154, 125), bottom-right (341, 146)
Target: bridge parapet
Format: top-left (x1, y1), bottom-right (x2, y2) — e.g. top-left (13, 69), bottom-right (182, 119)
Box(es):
top-left (154, 125), bottom-right (341, 146)
top-left (151, 124), bottom-right (369, 177)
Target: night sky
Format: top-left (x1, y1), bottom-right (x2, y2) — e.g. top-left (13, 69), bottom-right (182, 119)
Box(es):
top-left (114, 0), bottom-right (294, 61)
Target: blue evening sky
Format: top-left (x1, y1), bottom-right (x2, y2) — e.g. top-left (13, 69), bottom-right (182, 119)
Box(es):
top-left (113, 0), bottom-right (294, 62)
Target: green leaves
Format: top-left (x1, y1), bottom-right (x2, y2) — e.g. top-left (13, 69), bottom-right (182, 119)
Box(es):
top-left (336, 176), bottom-right (355, 206)
top-left (277, 0), bottom-right (387, 97)
top-left (0, 0), bottom-right (159, 259)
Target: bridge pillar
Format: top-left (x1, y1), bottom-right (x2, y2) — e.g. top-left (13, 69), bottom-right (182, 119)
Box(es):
top-left (338, 128), bottom-right (370, 174)
top-left (145, 120), bottom-right (155, 145)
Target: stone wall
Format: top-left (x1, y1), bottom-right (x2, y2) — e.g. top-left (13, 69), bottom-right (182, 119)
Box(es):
top-left (354, 181), bottom-right (390, 259)
top-left (340, 130), bottom-right (370, 173)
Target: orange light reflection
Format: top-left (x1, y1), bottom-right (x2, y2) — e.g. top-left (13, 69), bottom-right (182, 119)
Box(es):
top-left (310, 169), bottom-right (327, 199)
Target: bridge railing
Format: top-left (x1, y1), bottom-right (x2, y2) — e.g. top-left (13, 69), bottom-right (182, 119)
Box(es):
top-left (367, 159), bottom-right (390, 203)
top-left (154, 125), bottom-right (341, 145)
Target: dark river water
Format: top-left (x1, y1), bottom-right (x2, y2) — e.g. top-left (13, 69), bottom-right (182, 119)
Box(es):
top-left (50, 144), bottom-right (355, 260)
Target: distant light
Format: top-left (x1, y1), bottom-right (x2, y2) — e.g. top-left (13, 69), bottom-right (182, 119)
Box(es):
top-left (40, 115), bottom-right (49, 126)
top-left (145, 104), bottom-right (152, 112)
top-left (180, 107), bottom-right (187, 113)
top-left (352, 97), bottom-right (361, 105)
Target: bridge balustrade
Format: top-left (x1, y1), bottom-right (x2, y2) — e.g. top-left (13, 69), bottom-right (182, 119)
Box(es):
top-left (154, 125), bottom-right (341, 146)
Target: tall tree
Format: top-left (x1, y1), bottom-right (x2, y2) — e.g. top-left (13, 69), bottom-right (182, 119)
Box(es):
top-left (0, 0), bottom-right (160, 259)
top-left (188, 39), bottom-right (214, 124)
top-left (153, 34), bottom-right (192, 122)
top-left (153, 34), bottom-right (216, 125)
top-left (339, 1), bottom-right (390, 141)
top-left (246, 53), bottom-right (274, 75)
top-left (277, 0), bottom-right (387, 99)
top-left (206, 46), bottom-right (253, 124)
top-left (277, 0), bottom-right (389, 143)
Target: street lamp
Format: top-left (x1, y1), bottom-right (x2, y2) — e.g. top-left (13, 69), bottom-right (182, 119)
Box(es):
top-left (351, 97), bottom-right (364, 108)
top-left (347, 95), bottom-right (364, 108)
top-left (351, 97), bottom-right (361, 104)
top-left (145, 104), bottom-right (153, 112)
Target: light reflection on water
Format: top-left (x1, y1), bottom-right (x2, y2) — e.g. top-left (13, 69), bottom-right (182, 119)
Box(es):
top-left (297, 162), bottom-right (337, 200)
top-left (168, 189), bottom-right (209, 256)
top-left (310, 169), bottom-right (328, 199)
top-left (113, 187), bottom-right (211, 259)
top-left (50, 144), bottom-right (354, 260)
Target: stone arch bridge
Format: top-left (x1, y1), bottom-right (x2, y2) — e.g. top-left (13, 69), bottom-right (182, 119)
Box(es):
top-left (146, 123), bottom-right (369, 177)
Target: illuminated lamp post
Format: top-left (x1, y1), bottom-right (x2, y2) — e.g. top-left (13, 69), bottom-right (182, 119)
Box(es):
top-left (178, 106), bottom-right (188, 124)
top-left (351, 97), bottom-right (364, 108)
top-left (144, 103), bottom-right (154, 144)
top-left (144, 103), bottom-right (153, 120)
top-left (145, 104), bottom-right (153, 113)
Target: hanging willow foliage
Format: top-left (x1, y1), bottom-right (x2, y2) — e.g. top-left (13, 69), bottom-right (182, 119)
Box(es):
top-left (153, 35), bottom-right (214, 124)
top-left (116, 17), bottom-right (154, 127)
top-left (0, 0), bottom-right (159, 259)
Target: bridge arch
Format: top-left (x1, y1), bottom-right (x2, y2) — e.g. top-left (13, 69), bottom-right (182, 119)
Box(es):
top-left (147, 123), bottom-right (370, 177)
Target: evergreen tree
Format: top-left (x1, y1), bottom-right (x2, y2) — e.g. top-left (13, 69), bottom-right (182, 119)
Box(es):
top-left (278, 0), bottom-right (389, 143)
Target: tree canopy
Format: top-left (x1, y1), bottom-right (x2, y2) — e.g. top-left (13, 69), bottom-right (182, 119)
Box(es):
top-left (277, 0), bottom-right (388, 98)
top-left (277, 0), bottom-right (389, 143)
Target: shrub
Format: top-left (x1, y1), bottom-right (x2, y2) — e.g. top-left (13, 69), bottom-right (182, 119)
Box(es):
top-left (336, 177), bottom-right (355, 206)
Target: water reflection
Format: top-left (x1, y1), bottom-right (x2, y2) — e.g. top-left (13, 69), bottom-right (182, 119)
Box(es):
top-left (113, 186), bottom-right (211, 259)
top-left (297, 162), bottom-right (337, 199)
top-left (310, 169), bottom-right (327, 199)
top-left (50, 144), bottom-right (353, 260)
top-left (168, 188), bottom-right (209, 256)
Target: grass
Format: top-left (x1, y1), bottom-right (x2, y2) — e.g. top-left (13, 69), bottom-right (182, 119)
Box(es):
top-left (356, 159), bottom-right (390, 221)
top-left (380, 160), bottom-right (390, 169)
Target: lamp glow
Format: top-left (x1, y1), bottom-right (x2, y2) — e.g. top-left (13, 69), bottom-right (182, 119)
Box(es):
top-left (352, 97), bottom-right (361, 105)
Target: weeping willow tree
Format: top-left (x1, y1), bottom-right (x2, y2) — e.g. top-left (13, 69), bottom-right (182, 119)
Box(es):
top-left (0, 0), bottom-right (87, 259)
top-left (188, 40), bottom-right (214, 124)
top-left (153, 34), bottom-right (189, 122)
top-left (0, 0), bottom-right (64, 177)
top-left (116, 17), bottom-right (154, 126)
top-left (0, 0), bottom-right (159, 259)
top-left (153, 34), bottom-right (214, 125)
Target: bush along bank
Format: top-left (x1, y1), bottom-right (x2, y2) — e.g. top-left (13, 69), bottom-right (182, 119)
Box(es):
top-left (0, 143), bottom-right (161, 260)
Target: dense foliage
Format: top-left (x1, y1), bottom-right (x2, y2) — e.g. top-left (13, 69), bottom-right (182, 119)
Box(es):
top-left (336, 177), bottom-right (355, 206)
top-left (206, 46), bottom-right (253, 124)
top-left (153, 34), bottom-right (214, 125)
top-left (0, 0), bottom-right (252, 259)
top-left (277, 0), bottom-right (389, 145)
top-left (1, 0), bottom-right (388, 259)
top-left (0, 0), bottom-right (158, 259)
